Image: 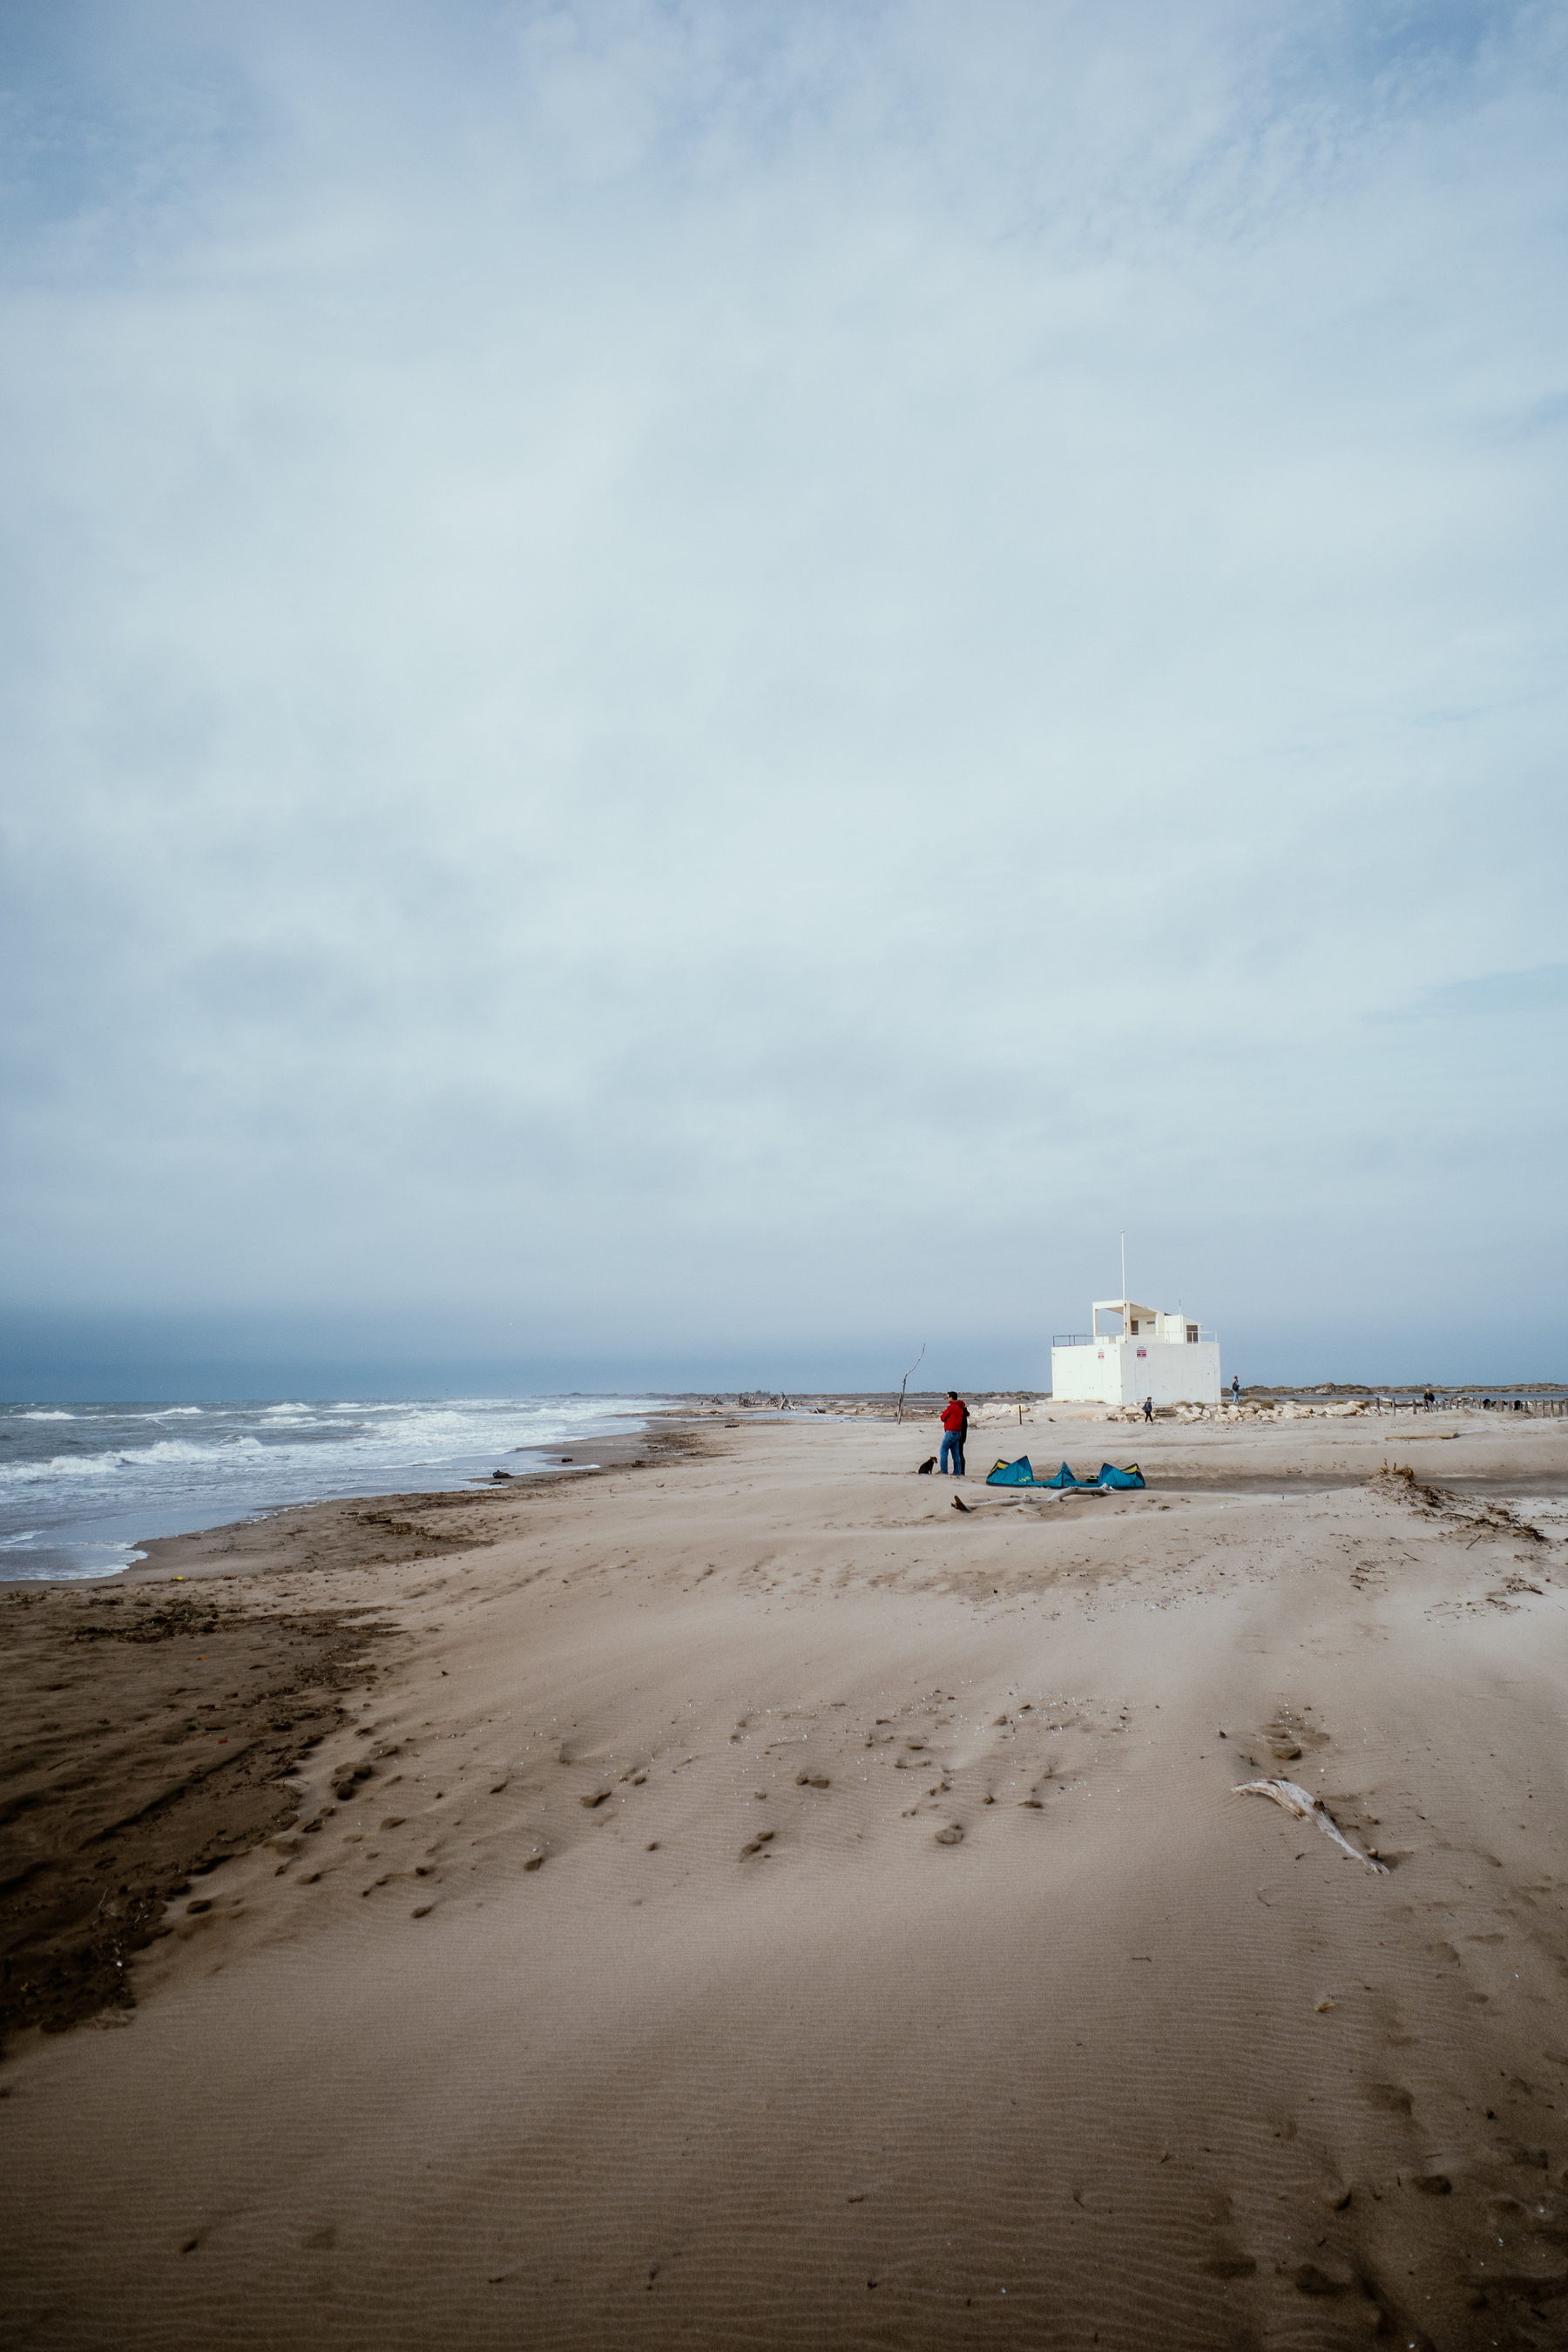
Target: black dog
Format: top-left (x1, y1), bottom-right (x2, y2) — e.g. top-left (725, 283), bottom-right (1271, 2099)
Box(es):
top-left (916, 1455), bottom-right (937, 1475)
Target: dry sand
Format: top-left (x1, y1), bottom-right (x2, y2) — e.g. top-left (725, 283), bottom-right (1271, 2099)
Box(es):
top-left (4, 1405), bottom-right (1568, 2350)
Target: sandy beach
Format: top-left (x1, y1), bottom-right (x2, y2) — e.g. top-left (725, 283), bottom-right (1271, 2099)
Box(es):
top-left (5, 1403), bottom-right (1568, 2350)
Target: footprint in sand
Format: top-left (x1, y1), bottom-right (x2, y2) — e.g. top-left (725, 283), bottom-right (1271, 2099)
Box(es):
top-left (1203, 2251), bottom-right (1257, 2280)
top-left (934, 1825), bottom-right (963, 1845)
top-left (1292, 2262), bottom-right (1352, 2296)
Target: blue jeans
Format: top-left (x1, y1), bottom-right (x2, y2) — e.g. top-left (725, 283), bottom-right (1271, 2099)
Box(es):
top-left (940, 1431), bottom-right (964, 1476)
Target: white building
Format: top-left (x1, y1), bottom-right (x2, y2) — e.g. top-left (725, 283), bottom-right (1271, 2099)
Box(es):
top-left (1051, 1298), bottom-right (1222, 1407)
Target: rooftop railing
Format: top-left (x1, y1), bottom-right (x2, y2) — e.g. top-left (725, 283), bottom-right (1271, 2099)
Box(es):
top-left (1052, 1330), bottom-right (1220, 1347)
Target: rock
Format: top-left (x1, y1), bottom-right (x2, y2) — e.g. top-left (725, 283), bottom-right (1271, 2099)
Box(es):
top-left (934, 1825), bottom-right (963, 1845)
top-left (796, 1772), bottom-right (830, 1788)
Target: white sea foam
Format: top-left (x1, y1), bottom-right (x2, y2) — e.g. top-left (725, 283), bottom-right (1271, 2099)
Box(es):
top-left (0, 1393), bottom-right (660, 1578)
top-left (0, 1452), bottom-right (126, 1484)
top-left (147, 1437), bottom-right (262, 1463)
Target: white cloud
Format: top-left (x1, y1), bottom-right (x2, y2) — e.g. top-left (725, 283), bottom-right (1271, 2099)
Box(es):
top-left (2, 0), bottom-right (1565, 1386)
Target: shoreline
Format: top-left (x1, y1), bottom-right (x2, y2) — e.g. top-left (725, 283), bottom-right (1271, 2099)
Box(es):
top-left (0, 1421), bottom-right (707, 2044)
top-left (6, 1407), bottom-right (1568, 2349)
top-left (8, 1395), bottom-right (1565, 1597)
top-left (0, 1413), bottom-right (700, 1595)
top-left (117, 1416), bottom-right (706, 1588)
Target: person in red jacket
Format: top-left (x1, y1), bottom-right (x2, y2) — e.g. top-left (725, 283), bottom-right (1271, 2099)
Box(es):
top-left (939, 1390), bottom-right (968, 1477)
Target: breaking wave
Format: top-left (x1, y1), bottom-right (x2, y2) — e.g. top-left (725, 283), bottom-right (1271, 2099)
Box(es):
top-left (0, 1394), bottom-right (658, 1580)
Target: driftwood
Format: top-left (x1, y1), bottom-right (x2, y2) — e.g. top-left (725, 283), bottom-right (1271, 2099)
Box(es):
top-left (1233, 1778), bottom-right (1389, 1876)
top-left (896, 1342), bottom-right (927, 1425)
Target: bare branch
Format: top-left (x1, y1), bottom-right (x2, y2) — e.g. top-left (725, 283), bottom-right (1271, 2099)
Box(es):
top-left (896, 1342), bottom-right (926, 1424)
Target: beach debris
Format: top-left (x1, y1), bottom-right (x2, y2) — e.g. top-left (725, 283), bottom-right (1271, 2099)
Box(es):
top-left (740, 1828), bottom-right (775, 1857)
top-left (1375, 1465), bottom-right (1544, 1543)
top-left (951, 1495), bottom-right (972, 1512)
top-left (934, 1824), bottom-right (963, 1845)
top-left (795, 1771), bottom-right (830, 1788)
top-left (1233, 1778), bottom-right (1389, 1875)
top-left (580, 1789), bottom-right (612, 1808)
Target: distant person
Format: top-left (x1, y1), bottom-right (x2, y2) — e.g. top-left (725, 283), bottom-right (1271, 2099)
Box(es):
top-left (1423, 1388), bottom-right (1436, 1410)
top-left (939, 1391), bottom-right (968, 1477)
top-left (1230, 1375), bottom-right (1240, 1408)
top-left (1143, 1395), bottom-right (1154, 1423)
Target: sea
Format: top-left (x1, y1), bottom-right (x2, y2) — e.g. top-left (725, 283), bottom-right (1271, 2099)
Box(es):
top-left (0, 1396), bottom-right (661, 1581)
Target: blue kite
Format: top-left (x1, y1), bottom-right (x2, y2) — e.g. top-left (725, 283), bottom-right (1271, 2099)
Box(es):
top-left (985, 1456), bottom-right (1145, 1490)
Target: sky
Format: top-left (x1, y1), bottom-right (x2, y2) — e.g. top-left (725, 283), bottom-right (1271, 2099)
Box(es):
top-left (2, 0), bottom-right (1565, 1398)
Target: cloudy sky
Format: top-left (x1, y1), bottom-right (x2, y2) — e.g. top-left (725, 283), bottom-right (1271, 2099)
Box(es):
top-left (2, 0), bottom-right (1565, 1396)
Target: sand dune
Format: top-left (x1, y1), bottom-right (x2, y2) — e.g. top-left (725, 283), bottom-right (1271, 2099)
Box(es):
top-left (5, 1407), bottom-right (1568, 2349)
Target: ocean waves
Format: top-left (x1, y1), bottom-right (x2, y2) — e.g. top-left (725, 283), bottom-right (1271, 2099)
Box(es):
top-left (0, 1394), bottom-right (657, 1579)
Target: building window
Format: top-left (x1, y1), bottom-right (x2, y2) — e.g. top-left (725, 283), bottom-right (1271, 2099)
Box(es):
top-left (1186, 1325), bottom-right (1199, 1344)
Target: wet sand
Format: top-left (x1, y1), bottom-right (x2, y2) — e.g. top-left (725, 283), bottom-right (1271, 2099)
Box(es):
top-left (4, 1404), bottom-right (1568, 2350)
